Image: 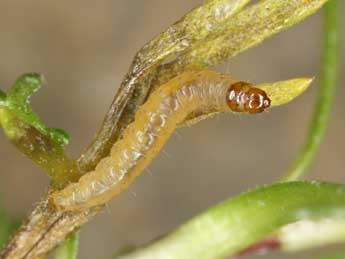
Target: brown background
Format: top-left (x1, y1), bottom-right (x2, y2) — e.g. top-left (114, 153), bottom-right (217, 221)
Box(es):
top-left (0, 1), bottom-right (344, 258)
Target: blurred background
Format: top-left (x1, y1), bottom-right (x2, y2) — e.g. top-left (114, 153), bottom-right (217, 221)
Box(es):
top-left (0, 1), bottom-right (344, 258)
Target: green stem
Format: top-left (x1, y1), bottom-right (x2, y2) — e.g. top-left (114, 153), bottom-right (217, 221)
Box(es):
top-left (116, 182), bottom-right (345, 259)
top-left (0, 73), bottom-right (79, 187)
top-left (281, 0), bottom-right (340, 181)
top-left (0, 107), bottom-right (79, 187)
top-left (54, 233), bottom-right (79, 259)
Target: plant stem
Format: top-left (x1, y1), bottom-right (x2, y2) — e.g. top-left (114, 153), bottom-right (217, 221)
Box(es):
top-left (54, 233), bottom-right (79, 259)
top-left (282, 0), bottom-right (340, 181)
top-left (116, 182), bottom-right (345, 259)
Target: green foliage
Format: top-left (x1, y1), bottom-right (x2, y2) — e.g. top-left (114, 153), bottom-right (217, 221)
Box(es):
top-left (0, 73), bottom-right (69, 146)
top-left (47, 128), bottom-right (70, 146)
top-left (155, 0), bottom-right (329, 86)
top-left (54, 233), bottom-right (79, 259)
top-left (0, 74), bottom-right (79, 186)
top-left (258, 78), bottom-right (313, 107)
top-left (117, 182), bottom-right (345, 259)
top-left (6, 73), bottom-right (44, 130)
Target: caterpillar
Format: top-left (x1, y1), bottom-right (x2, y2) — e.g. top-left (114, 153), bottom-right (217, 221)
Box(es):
top-left (49, 70), bottom-right (270, 211)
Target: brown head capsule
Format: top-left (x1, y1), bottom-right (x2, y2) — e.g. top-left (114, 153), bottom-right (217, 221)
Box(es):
top-left (226, 81), bottom-right (271, 114)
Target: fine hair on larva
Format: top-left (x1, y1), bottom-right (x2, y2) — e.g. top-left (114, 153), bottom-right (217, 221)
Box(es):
top-left (49, 70), bottom-right (270, 211)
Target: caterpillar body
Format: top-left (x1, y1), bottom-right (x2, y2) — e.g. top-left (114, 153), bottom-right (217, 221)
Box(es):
top-left (49, 71), bottom-right (270, 211)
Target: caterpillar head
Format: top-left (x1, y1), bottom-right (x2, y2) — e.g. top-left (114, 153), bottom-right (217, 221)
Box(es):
top-left (226, 81), bottom-right (271, 114)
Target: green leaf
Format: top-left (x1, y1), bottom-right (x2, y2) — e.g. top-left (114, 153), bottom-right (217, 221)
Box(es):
top-left (258, 77), bottom-right (314, 107)
top-left (47, 128), bottom-right (70, 146)
top-left (0, 73), bottom-right (69, 146)
top-left (7, 73), bottom-right (46, 132)
top-left (0, 74), bottom-right (79, 185)
top-left (117, 181), bottom-right (345, 259)
top-left (155, 0), bottom-right (329, 86)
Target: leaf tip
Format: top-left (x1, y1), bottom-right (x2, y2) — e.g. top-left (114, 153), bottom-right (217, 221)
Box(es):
top-left (20, 72), bottom-right (44, 84)
top-left (6, 73), bottom-right (45, 109)
top-left (257, 77), bottom-right (314, 107)
top-left (294, 76), bottom-right (314, 92)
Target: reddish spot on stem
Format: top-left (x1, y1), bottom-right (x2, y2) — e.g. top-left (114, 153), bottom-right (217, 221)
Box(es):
top-left (235, 237), bottom-right (281, 258)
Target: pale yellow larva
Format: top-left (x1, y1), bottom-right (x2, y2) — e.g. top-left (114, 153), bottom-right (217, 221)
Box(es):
top-left (49, 70), bottom-right (270, 211)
